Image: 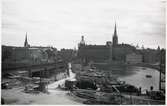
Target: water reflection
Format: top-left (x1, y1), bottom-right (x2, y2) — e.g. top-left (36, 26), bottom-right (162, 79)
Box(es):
top-left (97, 65), bottom-right (160, 91)
top-left (115, 67), bottom-right (160, 91)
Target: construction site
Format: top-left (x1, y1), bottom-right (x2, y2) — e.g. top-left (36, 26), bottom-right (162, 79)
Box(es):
top-left (1, 62), bottom-right (165, 105)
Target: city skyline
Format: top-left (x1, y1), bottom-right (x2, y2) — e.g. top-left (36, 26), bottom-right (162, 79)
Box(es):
top-left (2, 0), bottom-right (166, 50)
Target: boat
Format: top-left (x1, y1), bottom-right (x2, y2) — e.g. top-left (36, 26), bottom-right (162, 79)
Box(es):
top-left (146, 75), bottom-right (152, 78)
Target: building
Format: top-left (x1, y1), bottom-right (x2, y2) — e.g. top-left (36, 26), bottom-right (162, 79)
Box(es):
top-left (58, 48), bottom-right (76, 63)
top-left (78, 35), bottom-right (112, 64)
top-left (77, 23), bottom-right (137, 64)
top-left (126, 53), bottom-right (143, 64)
top-left (2, 33), bottom-right (57, 64)
top-left (139, 48), bottom-right (161, 64)
top-left (112, 44), bottom-right (136, 62)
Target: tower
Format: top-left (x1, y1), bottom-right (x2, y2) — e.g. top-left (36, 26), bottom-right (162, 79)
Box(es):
top-left (24, 32), bottom-right (30, 47)
top-left (78, 36), bottom-right (86, 64)
top-left (78, 36), bottom-right (85, 48)
top-left (80, 36), bottom-right (85, 45)
top-left (112, 23), bottom-right (118, 46)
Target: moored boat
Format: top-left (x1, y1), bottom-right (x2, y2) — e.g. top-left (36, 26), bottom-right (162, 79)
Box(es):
top-left (146, 75), bottom-right (152, 78)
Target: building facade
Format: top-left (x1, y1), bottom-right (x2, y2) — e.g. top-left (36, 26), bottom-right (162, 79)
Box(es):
top-left (126, 53), bottom-right (143, 64)
top-left (78, 44), bottom-right (112, 63)
top-left (78, 35), bottom-right (112, 63)
top-left (112, 44), bottom-right (136, 62)
top-left (77, 23), bottom-right (141, 64)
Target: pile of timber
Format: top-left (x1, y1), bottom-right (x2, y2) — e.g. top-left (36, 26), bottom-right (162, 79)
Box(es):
top-left (76, 69), bottom-right (120, 85)
top-left (71, 89), bottom-right (122, 104)
top-left (72, 89), bottom-right (96, 99)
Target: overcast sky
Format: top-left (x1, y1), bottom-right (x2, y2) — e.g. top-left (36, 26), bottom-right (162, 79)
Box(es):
top-left (2, 0), bottom-right (166, 50)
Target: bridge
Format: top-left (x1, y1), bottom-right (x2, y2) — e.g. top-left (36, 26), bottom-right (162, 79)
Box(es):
top-left (2, 61), bottom-right (68, 77)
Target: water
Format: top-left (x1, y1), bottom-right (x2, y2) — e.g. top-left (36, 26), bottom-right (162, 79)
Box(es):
top-left (96, 65), bottom-right (162, 91)
top-left (113, 66), bottom-right (160, 91)
top-left (70, 63), bottom-right (164, 92)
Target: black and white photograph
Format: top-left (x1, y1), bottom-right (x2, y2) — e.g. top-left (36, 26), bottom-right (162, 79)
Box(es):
top-left (1, 0), bottom-right (166, 105)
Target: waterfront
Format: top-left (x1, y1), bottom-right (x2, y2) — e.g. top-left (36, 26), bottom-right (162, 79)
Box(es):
top-left (2, 62), bottom-right (165, 105)
top-left (107, 66), bottom-right (162, 91)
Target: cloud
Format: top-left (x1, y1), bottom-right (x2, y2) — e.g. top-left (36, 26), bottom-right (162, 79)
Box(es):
top-left (2, 0), bottom-right (166, 49)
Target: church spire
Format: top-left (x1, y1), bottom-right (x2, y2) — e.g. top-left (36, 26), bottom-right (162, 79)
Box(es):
top-left (114, 22), bottom-right (117, 36)
top-left (24, 32), bottom-right (30, 47)
top-left (112, 22), bottom-right (118, 46)
top-left (25, 32), bottom-right (28, 42)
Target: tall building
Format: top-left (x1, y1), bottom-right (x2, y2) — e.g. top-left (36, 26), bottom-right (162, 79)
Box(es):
top-left (126, 53), bottom-right (142, 64)
top-left (77, 22), bottom-right (142, 64)
top-left (78, 35), bottom-right (112, 64)
top-left (112, 23), bottom-right (118, 46)
top-left (24, 32), bottom-right (30, 47)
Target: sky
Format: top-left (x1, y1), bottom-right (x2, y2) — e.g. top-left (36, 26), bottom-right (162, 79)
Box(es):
top-left (2, 0), bottom-right (166, 50)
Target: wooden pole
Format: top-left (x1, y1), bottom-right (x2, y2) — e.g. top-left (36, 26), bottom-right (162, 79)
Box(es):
top-left (159, 50), bottom-right (163, 91)
top-left (159, 63), bottom-right (161, 91)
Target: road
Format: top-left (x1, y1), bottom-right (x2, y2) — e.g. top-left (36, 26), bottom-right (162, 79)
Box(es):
top-left (2, 63), bottom-right (81, 105)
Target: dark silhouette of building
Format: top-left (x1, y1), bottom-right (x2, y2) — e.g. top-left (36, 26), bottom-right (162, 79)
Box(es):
top-left (78, 31), bottom-right (113, 63)
top-left (139, 48), bottom-right (161, 64)
top-left (78, 43), bottom-right (112, 64)
top-left (112, 44), bottom-right (136, 62)
top-left (77, 23), bottom-right (143, 64)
